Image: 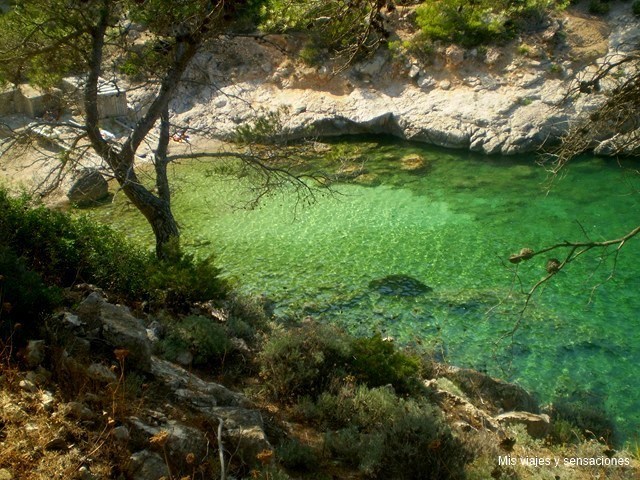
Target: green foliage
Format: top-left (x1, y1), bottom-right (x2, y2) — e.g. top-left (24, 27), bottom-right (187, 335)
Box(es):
top-left (551, 391), bottom-right (616, 442)
top-left (235, 108), bottom-right (290, 145)
top-left (415, 0), bottom-right (565, 48)
top-left (389, 33), bottom-right (435, 65)
top-left (548, 419), bottom-right (581, 445)
top-left (127, 0), bottom-right (265, 35)
top-left (159, 315), bottom-right (230, 366)
top-left (116, 45), bottom-right (165, 81)
top-left (147, 240), bottom-right (228, 311)
top-left (276, 439), bottom-right (320, 472)
top-left (0, 188), bottom-right (228, 305)
top-left (589, 0), bottom-right (611, 14)
top-left (258, 320), bottom-right (431, 401)
top-left (633, 0), bottom-right (640, 16)
top-left (416, 0), bottom-right (507, 47)
top-left (0, 189), bottom-right (149, 297)
top-left (0, 245), bottom-right (62, 338)
top-left (349, 333), bottom-right (422, 394)
top-left (0, 0), bottom-right (267, 86)
top-left (223, 292), bottom-right (271, 337)
top-left (312, 385), bottom-right (469, 479)
top-left (0, 0), bottom-right (91, 86)
top-left (257, 322), bottom-right (352, 400)
top-left (260, 0), bottom-right (380, 64)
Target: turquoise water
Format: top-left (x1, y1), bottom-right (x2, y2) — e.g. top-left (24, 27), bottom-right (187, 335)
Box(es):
top-left (87, 138), bottom-right (640, 442)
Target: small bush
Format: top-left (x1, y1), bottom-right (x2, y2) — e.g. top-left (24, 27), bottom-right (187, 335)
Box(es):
top-left (589, 0), bottom-right (610, 14)
top-left (416, 0), bottom-right (510, 47)
top-left (276, 439), bottom-right (319, 472)
top-left (259, 0), bottom-right (382, 63)
top-left (314, 385), bottom-right (469, 479)
top-left (348, 333), bottom-right (422, 394)
top-left (548, 418), bottom-right (581, 445)
top-left (0, 245), bottom-right (62, 339)
top-left (257, 322), bottom-right (352, 400)
top-left (551, 391), bottom-right (616, 442)
top-left (632, 0), bottom-right (640, 15)
top-left (0, 189), bottom-right (148, 297)
top-left (147, 244), bottom-right (228, 311)
top-left (159, 315), bottom-right (230, 366)
top-left (0, 188), bottom-right (229, 307)
top-left (414, 0), bottom-right (564, 48)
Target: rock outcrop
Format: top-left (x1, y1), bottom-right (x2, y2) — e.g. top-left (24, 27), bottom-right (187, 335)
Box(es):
top-left (152, 4), bottom-right (640, 156)
top-left (67, 168), bottom-right (109, 206)
top-left (44, 291), bottom-right (271, 476)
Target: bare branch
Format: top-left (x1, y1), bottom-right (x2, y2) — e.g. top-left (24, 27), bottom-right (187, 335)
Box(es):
top-left (508, 224), bottom-right (640, 315)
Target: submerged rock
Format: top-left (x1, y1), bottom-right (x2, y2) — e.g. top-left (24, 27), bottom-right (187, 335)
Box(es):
top-left (399, 153), bottom-right (430, 172)
top-left (368, 274), bottom-right (432, 297)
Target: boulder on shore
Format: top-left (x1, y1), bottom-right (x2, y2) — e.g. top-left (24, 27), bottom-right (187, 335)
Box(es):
top-left (67, 168), bottom-right (108, 205)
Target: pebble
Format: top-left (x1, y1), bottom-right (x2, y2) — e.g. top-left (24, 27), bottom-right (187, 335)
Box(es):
top-left (64, 402), bottom-right (95, 421)
top-left (18, 379), bottom-right (37, 393)
top-left (0, 468), bottom-right (13, 480)
top-left (44, 437), bottom-right (68, 451)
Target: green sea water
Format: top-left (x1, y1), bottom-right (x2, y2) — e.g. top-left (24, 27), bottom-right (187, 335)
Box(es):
top-left (86, 138), bottom-right (640, 442)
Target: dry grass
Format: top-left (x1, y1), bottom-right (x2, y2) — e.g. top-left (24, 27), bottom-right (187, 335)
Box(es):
top-left (463, 424), bottom-right (639, 480)
top-left (0, 349), bottom-right (136, 480)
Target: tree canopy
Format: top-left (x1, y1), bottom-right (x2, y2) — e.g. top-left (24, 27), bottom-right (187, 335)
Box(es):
top-left (0, 0), bottom-right (271, 258)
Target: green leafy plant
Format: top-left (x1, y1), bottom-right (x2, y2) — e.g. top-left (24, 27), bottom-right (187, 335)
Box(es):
top-left (260, 0), bottom-right (382, 65)
top-left (414, 0), bottom-right (565, 48)
top-left (0, 188), bottom-right (228, 308)
top-left (257, 322), bottom-right (352, 400)
top-left (416, 0), bottom-right (510, 48)
top-left (589, 0), bottom-right (611, 14)
top-left (0, 245), bottom-right (62, 339)
top-left (348, 333), bottom-right (422, 394)
top-left (159, 315), bottom-right (230, 366)
top-left (147, 239), bottom-right (229, 311)
top-left (313, 385), bottom-right (470, 479)
top-left (0, 188), bottom-right (149, 297)
top-left (276, 439), bottom-right (319, 472)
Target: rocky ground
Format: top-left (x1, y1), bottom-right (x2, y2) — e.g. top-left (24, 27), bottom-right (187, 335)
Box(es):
top-left (1, 288), bottom-right (638, 479)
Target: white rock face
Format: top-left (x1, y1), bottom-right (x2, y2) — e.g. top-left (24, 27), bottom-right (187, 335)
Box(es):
top-left (167, 10), bottom-right (637, 156)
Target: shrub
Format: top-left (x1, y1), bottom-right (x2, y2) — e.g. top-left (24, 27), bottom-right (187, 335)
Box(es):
top-left (314, 385), bottom-right (469, 479)
top-left (0, 245), bottom-right (62, 339)
top-left (159, 315), bottom-right (230, 366)
top-left (633, 0), bottom-right (640, 15)
top-left (348, 333), bottom-right (422, 394)
top-left (257, 322), bottom-right (352, 400)
top-left (589, 0), bottom-right (610, 14)
top-left (0, 189), bottom-right (148, 297)
top-left (416, 0), bottom-right (510, 47)
top-left (259, 0), bottom-right (382, 64)
top-left (551, 391), bottom-right (616, 443)
top-left (276, 439), bottom-right (319, 472)
top-left (0, 188), bottom-right (228, 306)
top-left (414, 0), bottom-right (564, 48)
top-left (147, 240), bottom-right (229, 311)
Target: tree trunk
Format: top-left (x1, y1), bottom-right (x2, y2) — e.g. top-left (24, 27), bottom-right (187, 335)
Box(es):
top-left (148, 200), bottom-right (180, 260)
top-left (83, 5), bottom-right (195, 259)
top-left (121, 180), bottom-right (179, 259)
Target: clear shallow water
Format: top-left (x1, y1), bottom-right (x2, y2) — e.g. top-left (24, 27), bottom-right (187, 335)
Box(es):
top-left (86, 138), bottom-right (640, 442)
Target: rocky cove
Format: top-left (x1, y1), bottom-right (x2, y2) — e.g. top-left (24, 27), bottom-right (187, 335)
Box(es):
top-left (1, 2), bottom-right (640, 478)
top-left (133, 3), bottom-right (640, 156)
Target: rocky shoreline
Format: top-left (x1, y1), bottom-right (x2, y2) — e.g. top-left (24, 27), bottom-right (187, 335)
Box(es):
top-left (148, 3), bottom-right (640, 156)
